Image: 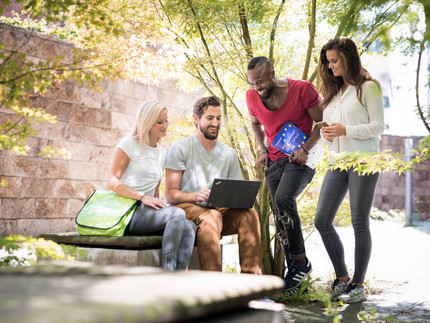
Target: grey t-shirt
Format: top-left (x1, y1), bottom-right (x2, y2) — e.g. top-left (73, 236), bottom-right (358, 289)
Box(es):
top-left (165, 135), bottom-right (242, 193)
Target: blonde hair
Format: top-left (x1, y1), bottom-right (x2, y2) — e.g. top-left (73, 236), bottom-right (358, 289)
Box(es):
top-left (129, 100), bottom-right (167, 150)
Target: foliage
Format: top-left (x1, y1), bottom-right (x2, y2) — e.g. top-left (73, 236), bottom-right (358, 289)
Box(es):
top-left (277, 276), bottom-right (396, 322)
top-left (0, 0), bottom-right (177, 172)
top-left (276, 277), bottom-right (342, 321)
top-left (0, 235), bottom-right (75, 267)
top-left (357, 308), bottom-right (394, 323)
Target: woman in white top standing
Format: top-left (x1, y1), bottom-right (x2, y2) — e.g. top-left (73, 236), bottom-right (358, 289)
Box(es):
top-left (314, 37), bottom-right (384, 303)
top-left (108, 101), bottom-right (196, 271)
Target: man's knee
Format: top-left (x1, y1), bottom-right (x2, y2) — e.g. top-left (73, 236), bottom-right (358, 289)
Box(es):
top-left (195, 209), bottom-right (223, 232)
top-left (274, 192), bottom-right (295, 213)
top-left (238, 209), bottom-right (260, 227)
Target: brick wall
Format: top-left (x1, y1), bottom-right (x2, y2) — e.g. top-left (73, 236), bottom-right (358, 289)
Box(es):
top-left (373, 135), bottom-right (430, 220)
top-left (0, 23), bottom-right (203, 237)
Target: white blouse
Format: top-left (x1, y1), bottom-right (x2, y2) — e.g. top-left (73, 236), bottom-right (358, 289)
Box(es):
top-left (323, 80), bottom-right (384, 153)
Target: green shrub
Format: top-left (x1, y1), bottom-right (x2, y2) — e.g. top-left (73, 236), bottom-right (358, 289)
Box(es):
top-left (0, 235), bottom-right (76, 267)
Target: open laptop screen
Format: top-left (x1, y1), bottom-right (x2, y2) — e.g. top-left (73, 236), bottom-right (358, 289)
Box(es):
top-left (196, 178), bottom-right (261, 209)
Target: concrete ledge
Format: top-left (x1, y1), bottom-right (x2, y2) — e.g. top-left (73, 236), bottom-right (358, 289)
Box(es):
top-left (0, 262), bottom-right (285, 322)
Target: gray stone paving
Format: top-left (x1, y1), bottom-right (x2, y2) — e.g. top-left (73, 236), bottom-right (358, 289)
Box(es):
top-left (281, 220), bottom-right (430, 322)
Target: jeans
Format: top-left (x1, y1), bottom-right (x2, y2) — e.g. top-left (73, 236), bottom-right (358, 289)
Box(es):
top-left (125, 205), bottom-right (196, 271)
top-left (314, 168), bottom-right (380, 284)
top-left (265, 157), bottom-right (315, 268)
top-left (174, 203), bottom-right (262, 274)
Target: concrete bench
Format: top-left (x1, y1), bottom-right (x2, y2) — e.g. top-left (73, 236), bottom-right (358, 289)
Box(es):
top-left (39, 232), bottom-right (201, 269)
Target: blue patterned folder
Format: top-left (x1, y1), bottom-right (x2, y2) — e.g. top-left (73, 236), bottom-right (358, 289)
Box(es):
top-left (272, 122), bottom-right (308, 156)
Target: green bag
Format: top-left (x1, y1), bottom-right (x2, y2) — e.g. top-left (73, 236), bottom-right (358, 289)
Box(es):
top-left (75, 190), bottom-right (140, 236)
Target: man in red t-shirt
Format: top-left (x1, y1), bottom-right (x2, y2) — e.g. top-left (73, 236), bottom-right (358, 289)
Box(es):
top-left (246, 56), bottom-right (323, 291)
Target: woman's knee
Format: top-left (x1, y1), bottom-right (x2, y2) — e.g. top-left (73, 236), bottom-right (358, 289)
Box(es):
top-left (314, 215), bottom-right (323, 231)
top-left (314, 213), bottom-right (333, 233)
top-left (185, 219), bottom-right (197, 233)
top-left (169, 207), bottom-right (186, 220)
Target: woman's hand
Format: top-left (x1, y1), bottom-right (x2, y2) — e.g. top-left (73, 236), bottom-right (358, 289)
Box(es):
top-left (320, 123), bottom-right (346, 142)
top-left (141, 195), bottom-right (169, 210)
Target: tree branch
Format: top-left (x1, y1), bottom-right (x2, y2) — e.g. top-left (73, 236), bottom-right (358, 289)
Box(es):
top-left (238, 2), bottom-right (253, 59)
top-left (269, 0), bottom-right (285, 62)
top-left (415, 40), bottom-right (430, 133)
top-left (302, 0), bottom-right (316, 80)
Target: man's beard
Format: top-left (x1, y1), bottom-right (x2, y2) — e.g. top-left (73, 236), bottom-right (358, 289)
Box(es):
top-left (257, 83), bottom-right (274, 100)
top-left (201, 126), bottom-right (219, 140)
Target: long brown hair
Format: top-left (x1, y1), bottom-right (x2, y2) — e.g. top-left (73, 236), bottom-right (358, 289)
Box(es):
top-left (318, 37), bottom-right (379, 108)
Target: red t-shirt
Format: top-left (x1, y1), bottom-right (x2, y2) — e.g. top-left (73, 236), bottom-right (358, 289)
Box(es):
top-left (246, 78), bottom-right (320, 161)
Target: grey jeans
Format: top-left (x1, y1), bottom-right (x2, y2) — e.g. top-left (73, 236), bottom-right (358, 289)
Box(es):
top-left (125, 205), bottom-right (196, 271)
top-left (314, 168), bottom-right (380, 284)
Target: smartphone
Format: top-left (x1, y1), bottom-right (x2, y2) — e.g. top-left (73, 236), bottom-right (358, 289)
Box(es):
top-left (316, 121), bottom-right (329, 128)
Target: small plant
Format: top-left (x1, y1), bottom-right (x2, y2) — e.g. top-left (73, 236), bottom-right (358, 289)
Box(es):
top-left (276, 276), bottom-right (342, 321)
top-left (0, 235), bottom-right (76, 267)
top-left (357, 307), bottom-right (394, 322)
top-left (223, 264), bottom-right (239, 274)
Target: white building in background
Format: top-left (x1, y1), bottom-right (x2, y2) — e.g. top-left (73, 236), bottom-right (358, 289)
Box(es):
top-left (366, 42), bottom-right (429, 137)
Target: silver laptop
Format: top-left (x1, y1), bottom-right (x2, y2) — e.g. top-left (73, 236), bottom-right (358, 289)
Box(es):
top-left (195, 178), bottom-right (261, 209)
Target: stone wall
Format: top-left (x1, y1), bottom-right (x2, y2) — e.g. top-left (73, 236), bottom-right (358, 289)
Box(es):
top-left (373, 135), bottom-right (430, 219)
top-left (0, 23), bottom-right (202, 237)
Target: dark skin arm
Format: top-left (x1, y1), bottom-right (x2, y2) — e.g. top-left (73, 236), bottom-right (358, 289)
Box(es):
top-left (289, 101), bottom-right (324, 165)
top-left (250, 101), bottom-right (323, 167)
top-left (250, 114), bottom-right (270, 169)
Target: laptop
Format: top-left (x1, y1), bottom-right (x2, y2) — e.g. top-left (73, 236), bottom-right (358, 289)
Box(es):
top-left (195, 178), bottom-right (261, 209)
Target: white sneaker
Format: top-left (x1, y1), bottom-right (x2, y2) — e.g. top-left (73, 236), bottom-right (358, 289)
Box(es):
top-left (330, 278), bottom-right (351, 299)
top-left (339, 283), bottom-right (366, 303)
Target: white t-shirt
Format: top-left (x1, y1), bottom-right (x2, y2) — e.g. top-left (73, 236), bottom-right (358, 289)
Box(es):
top-left (116, 137), bottom-right (166, 197)
top-left (165, 135), bottom-right (242, 193)
top-left (323, 80), bottom-right (384, 153)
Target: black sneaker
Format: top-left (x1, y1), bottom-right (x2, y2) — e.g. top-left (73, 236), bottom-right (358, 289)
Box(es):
top-left (283, 259), bottom-right (312, 290)
top-left (284, 283), bottom-right (309, 295)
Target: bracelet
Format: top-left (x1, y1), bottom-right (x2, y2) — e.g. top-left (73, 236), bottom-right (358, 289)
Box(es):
top-left (139, 193), bottom-right (146, 202)
top-left (301, 146), bottom-right (309, 154)
top-left (260, 149), bottom-right (268, 155)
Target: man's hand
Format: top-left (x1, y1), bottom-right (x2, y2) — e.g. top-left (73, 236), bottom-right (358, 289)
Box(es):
top-left (258, 151), bottom-right (269, 169)
top-left (195, 188), bottom-right (211, 202)
top-left (289, 147), bottom-right (308, 165)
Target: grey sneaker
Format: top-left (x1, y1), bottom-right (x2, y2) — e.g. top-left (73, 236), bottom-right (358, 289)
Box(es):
top-left (339, 283), bottom-right (366, 303)
top-left (330, 278), bottom-right (351, 299)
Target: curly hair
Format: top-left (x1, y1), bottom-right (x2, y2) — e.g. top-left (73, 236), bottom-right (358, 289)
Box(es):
top-left (318, 37), bottom-right (379, 108)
